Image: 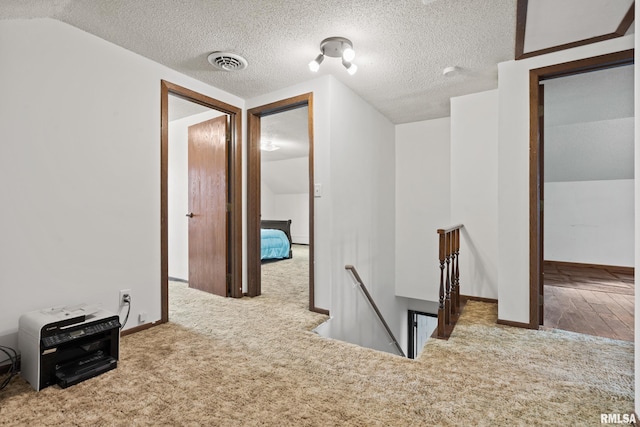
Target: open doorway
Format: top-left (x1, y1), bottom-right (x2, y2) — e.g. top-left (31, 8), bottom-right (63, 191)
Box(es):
top-left (407, 310), bottom-right (437, 359)
top-left (160, 80), bottom-right (243, 324)
top-left (259, 107), bottom-right (311, 308)
top-left (247, 93), bottom-right (326, 314)
top-left (167, 96), bottom-right (229, 295)
top-left (542, 64), bottom-right (634, 340)
top-left (529, 50), bottom-right (634, 339)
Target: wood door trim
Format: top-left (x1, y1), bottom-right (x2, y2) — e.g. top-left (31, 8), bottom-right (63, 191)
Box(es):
top-left (528, 49), bottom-right (634, 329)
top-left (544, 260), bottom-right (635, 276)
top-left (160, 80), bottom-right (243, 324)
top-left (538, 83), bottom-right (545, 325)
top-left (247, 93), bottom-right (325, 314)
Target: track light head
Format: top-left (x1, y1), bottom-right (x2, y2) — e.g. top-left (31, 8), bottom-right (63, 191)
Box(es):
top-left (342, 60), bottom-right (358, 76)
top-left (342, 47), bottom-right (355, 62)
top-left (309, 54), bottom-right (324, 72)
top-left (310, 37), bottom-right (358, 75)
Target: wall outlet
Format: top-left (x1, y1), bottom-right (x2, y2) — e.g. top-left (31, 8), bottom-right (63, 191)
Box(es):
top-left (138, 312), bottom-right (147, 323)
top-left (119, 289), bottom-right (131, 307)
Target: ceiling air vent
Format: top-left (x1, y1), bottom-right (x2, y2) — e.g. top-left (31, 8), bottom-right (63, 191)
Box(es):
top-left (207, 52), bottom-right (248, 71)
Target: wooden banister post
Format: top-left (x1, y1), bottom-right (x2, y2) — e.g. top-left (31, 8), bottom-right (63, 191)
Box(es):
top-left (444, 233), bottom-right (451, 328)
top-left (436, 224), bottom-right (464, 339)
top-left (454, 228), bottom-right (461, 315)
top-left (437, 232), bottom-right (446, 338)
top-left (449, 230), bottom-right (456, 317)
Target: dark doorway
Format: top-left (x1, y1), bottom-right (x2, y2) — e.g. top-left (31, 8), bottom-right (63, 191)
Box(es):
top-left (407, 310), bottom-right (437, 359)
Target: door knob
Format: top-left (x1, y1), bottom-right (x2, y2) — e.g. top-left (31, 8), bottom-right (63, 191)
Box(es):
top-left (186, 212), bottom-right (194, 218)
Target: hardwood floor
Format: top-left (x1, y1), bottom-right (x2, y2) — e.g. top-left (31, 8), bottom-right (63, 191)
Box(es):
top-left (543, 262), bottom-right (634, 342)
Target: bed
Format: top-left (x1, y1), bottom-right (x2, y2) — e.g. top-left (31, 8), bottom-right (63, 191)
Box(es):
top-left (261, 219), bottom-right (293, 261)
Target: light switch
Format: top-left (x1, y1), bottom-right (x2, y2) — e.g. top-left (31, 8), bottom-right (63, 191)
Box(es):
top-left (314, 183), bottom-right (322, 198)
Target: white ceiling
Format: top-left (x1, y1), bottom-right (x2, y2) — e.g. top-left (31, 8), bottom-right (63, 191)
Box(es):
top-left (523, 0), bottom-right (634, 54)
top-left (260, 107), bottom-right (309, 162)
top-left (168, 94), bottom-right (213, 122)
top-left (543, 65), bottom-right (634, 127)
top-left (2, 0), bottom-right (518, 124)
top-left (3, 1), bottom-right (633, 125)
top-left (167, 96), bottom-right (308, 163)
top-left (544, 65), bottom-right (635, 183)
top-left (260, 108), bottom-right (310, 194)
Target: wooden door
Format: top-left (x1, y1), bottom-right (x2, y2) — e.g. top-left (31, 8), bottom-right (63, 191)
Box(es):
top-left (187, 115), bottom-right (229, 296)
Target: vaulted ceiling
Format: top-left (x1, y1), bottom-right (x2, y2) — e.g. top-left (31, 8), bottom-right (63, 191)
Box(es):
top-left (516, 0), bottom-right (634, 59)
top-left (543, 65), bottom-right (635, 183)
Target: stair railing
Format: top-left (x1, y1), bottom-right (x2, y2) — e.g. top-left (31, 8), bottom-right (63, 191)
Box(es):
top-left (436, 224), bottom-right (463, 339)
top-left (345, 265), bottom-right (406, 357)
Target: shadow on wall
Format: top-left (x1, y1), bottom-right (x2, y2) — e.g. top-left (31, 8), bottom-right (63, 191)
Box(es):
top-left (460, 227), bottom-right (497, 299)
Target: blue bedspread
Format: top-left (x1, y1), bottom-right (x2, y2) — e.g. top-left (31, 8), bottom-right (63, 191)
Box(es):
top-left (261, 228), bottom-right (290, 260)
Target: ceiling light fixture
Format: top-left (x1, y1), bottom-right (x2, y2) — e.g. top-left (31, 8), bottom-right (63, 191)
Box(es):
top-left (309, 37), bottom-right (358, 75)
top-left (260, 141), bottom-right (280, 152)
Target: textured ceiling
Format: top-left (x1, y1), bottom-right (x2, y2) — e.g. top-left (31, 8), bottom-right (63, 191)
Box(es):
top-left (1, 0), bottom-right (517, 124)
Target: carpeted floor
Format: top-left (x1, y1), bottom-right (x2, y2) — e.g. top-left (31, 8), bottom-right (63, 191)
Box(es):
top-left (260, 244), bottom-right (310, 311)
top-left (0, 248), bottom-right (635, 426)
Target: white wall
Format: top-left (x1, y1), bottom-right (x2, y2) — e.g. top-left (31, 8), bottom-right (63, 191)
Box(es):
top-left (249, 76), bottom-right (405, 352)
top-left (543, 74), bottom-right (634, 267)
top-left (266, 194), bottom-right (309, 244)
top-left (326, 78), bottom-right (407, 353)
top-left (261, 157), bottom-right (309, 194)
top-left (497, 34), bottom-right (635, 324)
top-left (260, 180), bottom-right (276, 219)
top-left (451, 90), bottom-right (499, 300)
top-left (261, 157), bottom-right (310, 244)
top-left (544, 117), bottom-right (634, 182)
top-left (0, 18), bottom-right (244, 351)
top-left (168, 109), bottom-right (224, 281)
top-left (395, 118), bottom-right (451, 302)
top-left (395, 92), bottom-right (499, 303)
top-left (544, 180), bottom-right (634, 267)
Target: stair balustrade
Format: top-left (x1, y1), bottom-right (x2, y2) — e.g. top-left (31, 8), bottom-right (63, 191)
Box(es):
top-left (345, 265), bottom-right (406, 357)
top-left (436, 224), bottom-right (463, 339)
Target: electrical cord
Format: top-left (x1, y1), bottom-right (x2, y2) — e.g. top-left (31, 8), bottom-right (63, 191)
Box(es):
top-left (0, 345), bottom-right (18, 390)
top-left (119, 294), bottom-right (131, 331)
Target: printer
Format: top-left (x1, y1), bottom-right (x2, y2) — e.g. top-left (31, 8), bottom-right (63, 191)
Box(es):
top-left (19, 305), bottom-right (120, 391)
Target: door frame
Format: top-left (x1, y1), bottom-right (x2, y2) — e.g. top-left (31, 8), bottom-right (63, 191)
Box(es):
top-left (528, 49), bottom-right (634, 328)
top-left (407, 310), bottom-right (437, 359)
top-left (247, 93), bottom-right (326, 314)
top-left (160, 80), bottom-right (243, 324)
